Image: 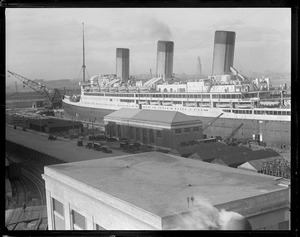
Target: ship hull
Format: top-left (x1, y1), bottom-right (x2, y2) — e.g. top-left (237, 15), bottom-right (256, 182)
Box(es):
top-left (63, 100), bottom-right (290, 148)
top-left (63, 100), bottom-right (114, 122)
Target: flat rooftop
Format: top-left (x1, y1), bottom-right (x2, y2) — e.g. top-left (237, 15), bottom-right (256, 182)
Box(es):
top-left (45, 151), bottom-right (287, 218)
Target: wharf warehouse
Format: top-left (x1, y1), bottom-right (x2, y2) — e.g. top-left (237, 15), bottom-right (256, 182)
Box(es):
top-left (185, 142), bottom-right (283, 165)
top-left (15, 117), bottom-right (84, 134)
top-left (210, 148), bottom-right (282, 168)
top-left (103, 108), bottom-right (202, 150)
top-left (6, 92), bottom-right (46, 109)
top-left (42, 152), bottom-right (290, 230)
top-left (238, 156), bottom-right (290, 178)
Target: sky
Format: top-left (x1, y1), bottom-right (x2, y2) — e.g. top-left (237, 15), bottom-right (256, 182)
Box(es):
top-left (6, 8), bottom-right (291, 83)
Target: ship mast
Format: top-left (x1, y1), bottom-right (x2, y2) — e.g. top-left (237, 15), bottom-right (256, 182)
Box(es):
top-left (82, 22), bottom-right (86, 82)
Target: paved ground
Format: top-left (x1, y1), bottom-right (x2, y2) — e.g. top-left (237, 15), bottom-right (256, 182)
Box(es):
top-left (6, 125), bottom-right (130, 163)
top-left (5, 206), bottom-right (47, 230)
top-left (5, 124), bottom-right (291, 231)
top-left (5, 124), bottom-right (133, 231)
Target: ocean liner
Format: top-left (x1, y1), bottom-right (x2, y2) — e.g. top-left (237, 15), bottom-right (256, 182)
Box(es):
top-left (63, 27), bottom-right (291, 147)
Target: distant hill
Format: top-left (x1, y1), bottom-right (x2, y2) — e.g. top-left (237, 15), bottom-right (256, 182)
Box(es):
top-left (33, 79), bottom-right (80, 89)
top-left (6, 78), bottom-right (81, 93)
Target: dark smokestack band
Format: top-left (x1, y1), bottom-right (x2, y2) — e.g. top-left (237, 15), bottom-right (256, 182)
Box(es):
top-left (214, 31), bottom-right (236, 45)
top-left (116, 48), bottom-right (129, 58)
top-left (157, 41), bottom-right (174, 53)
top-left (156, 41), bottom-right (174, 79)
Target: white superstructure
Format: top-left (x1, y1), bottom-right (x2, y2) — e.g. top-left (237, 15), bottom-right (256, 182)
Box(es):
top-left (63, 75), bottom-right (291, 123)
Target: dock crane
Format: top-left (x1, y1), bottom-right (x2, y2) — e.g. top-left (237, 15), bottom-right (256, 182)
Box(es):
top-left (203, 113), bottom-right (224, 131)
top-left (224, 123), bottom-right (244, 146)
top-left (7, 70), bottom-right (62, 109)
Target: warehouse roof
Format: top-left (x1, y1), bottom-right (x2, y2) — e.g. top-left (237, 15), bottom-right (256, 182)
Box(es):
top-left (29, 118), bottom-right (82, 128)
top-left (240, 156), bottom-right (285, 171)
top-left (104, 108), bottom-right (202, 125)
top-left (44, 151), bottom-right (287, 219)
top-left (187, 143), bottom-right (252, 161)
top-left (105, 108), bottom-right (140, 120)
top-left (132, 109), bottom-right (201, 124)
top-left (213, 148), bottom-right (281, 167)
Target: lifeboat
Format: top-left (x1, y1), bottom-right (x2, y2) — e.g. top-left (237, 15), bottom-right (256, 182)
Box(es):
top-left (199, 103), bottom-right (210, 108)
top-left (235, 104), bottom-right (252, 109)
top-left (216, 103), bottom-right (231, 108)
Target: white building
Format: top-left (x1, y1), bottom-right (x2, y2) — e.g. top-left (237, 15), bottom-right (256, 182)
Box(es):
top-left (42, 152), bottom-right (290, 230)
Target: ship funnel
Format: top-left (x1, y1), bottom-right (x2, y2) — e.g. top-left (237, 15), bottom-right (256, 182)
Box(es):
top-left (156, 41), bottom-right (174, 80)
top-left (212, 31), bottom-right (236, 76)
top-left (116, 48), bottom-right (130, 83)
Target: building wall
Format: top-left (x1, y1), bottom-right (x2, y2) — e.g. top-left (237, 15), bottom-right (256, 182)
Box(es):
top-left (29, 123), bottom-right (46, 132)
top-left (238, 162), bottom-right (258, 172)
top-left (105, 121), bottom-right (202, 149)
top-left (157, 84), bottom-right (186, 93)
top-left (44, 174), bottom-right (160, 230)
top-left (27, 118), bottom-right (83, 134)
top-left (216, 188), bottom-right (290, 230)
top-left (169, 127), bottom-right (202, 148)
top-left (248, 207), bottom-right (290, 230)
top-left (32, 100), bottom-right (44, 108)
top-left (44, 170), bottom-right (290, 231)
top-left (45, 125), bottom-right (83, 133)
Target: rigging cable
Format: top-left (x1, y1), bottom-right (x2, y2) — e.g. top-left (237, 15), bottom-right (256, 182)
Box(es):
top-left (85, 67), bottom-right (91, 79)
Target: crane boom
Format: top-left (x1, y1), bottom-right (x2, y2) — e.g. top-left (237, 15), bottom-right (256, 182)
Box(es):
top-left (203, 113), bottom-right (223, 131)
top-left (224, 123), bottom-right (244, 144)
top-left (7, 70), bottom-right (62, 108)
